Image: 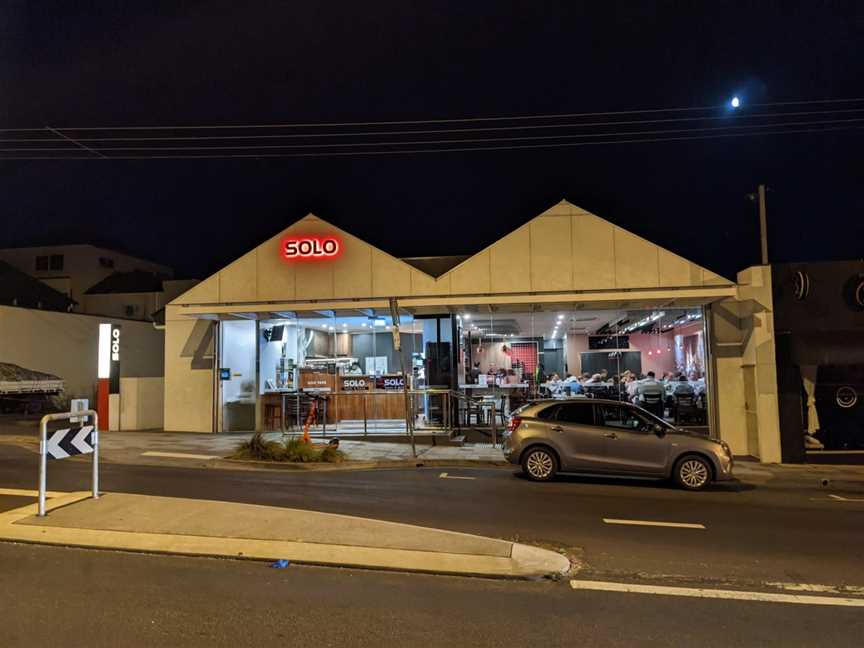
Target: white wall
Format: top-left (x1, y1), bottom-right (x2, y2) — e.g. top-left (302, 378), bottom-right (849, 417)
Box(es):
top-left (0, 305), bottom-right (164, 402)
top-left (119, 377), bottom-right (164, 430)
top-left (163, 313), bottom-right (214, 433)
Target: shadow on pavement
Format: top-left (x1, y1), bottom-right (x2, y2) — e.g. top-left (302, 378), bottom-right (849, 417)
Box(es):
top-left (510, 470), bottom-right (756, 493)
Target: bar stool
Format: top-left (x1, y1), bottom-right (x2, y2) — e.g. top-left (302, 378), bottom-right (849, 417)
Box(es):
top-left (464, 398), bottom-right (486, 426)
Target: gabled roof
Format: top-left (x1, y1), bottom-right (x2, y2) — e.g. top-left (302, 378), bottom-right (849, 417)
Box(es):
top-left (85, 270), bottom-right (168, 295)
top-left (0, 261), bottom-right (76, 311)
top-left (171, 200), bottom-right (732, 307)
top-left (400, 256), bottom-right (471, 278)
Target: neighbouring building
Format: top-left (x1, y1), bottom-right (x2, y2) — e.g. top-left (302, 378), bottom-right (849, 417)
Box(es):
top-left (0, 244), bottom-right (197, 322)
top-left (0, 250), bottom-right (170, 427)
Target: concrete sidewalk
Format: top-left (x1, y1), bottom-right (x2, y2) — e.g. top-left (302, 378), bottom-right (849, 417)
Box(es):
top-left (95, 430), bottom-right (508, 467)
top-left (0, 490), bottom-right (570, 579)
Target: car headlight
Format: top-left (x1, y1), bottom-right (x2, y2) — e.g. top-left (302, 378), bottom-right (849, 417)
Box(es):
top-left (720, 441), bottom-right (732, 457)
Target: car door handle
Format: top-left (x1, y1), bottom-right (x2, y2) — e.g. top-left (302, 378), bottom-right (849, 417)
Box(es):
top-left (551, 425), bottom-right (564, 433)
top-left (603, 432), bottom-right (618, 439)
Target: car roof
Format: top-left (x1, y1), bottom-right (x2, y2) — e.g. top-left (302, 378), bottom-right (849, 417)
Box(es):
top-left (526, 397), bottom-right (631, 408)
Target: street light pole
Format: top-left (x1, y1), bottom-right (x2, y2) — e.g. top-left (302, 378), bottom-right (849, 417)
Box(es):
top-left (757, 184), bottom-right (768, 265)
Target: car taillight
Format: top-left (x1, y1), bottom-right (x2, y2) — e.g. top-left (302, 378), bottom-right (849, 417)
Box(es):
top-left (506, 416), bottom-right (522, 434)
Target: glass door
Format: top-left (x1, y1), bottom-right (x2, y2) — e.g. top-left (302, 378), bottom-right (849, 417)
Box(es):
top-left (218, 319), bottom-right (257, 432)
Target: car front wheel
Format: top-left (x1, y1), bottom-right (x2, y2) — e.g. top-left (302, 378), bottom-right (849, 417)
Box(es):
top-left (522, 447), bottom-right (558, 482)
top-left (673, 455), bottom-right (712, 491)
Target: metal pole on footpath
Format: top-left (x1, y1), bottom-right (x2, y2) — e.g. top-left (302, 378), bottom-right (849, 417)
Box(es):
top-left (92, 412), bottom-right (100, 499)
top-left (38, 409), bottom-right (99, 517)
top-left (38, 419), bottom-right (48, 517)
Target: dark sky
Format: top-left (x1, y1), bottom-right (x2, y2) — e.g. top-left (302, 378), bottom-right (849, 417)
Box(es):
top-left (1, 1), bottom-right (862, 281)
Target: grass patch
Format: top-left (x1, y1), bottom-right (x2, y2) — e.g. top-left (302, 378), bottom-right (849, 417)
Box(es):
top-left (232, 433), bottom-right (347, 463)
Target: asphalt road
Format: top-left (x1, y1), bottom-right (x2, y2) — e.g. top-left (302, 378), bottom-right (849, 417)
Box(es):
top-left (2, 542), bottom-right (863, 648)
top-left (1, 443), bottom-right (862, 588)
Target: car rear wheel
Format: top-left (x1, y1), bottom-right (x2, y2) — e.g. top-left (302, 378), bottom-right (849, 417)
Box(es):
top-left (522, 447), bottom-right (558, 482)
top-left (673, 455), bottom-right (712, 491)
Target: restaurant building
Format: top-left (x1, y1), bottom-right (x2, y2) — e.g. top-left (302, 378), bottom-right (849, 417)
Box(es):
top-left (164, 200), bottom-right (788, 463)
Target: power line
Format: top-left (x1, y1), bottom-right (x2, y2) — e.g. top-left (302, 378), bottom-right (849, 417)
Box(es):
top-left (1, 108), bottom-right (862, 144)
top-left (3, 117), bottom-right (862, 153)
top-left (1, 124), bottom-right (859, 160)
top-left (0, 97), bottom-right (862, 133)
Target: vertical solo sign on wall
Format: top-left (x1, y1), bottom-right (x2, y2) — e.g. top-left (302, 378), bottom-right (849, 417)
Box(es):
top-left (97, 324), bottom-right (121, 428)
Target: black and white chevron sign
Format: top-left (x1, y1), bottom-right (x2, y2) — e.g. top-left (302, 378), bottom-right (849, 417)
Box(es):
top-left (45, 426), bottom-right (95, 459)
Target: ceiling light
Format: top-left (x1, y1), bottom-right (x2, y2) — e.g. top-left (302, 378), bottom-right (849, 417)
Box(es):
top-left (463, 314), bottom-right (471, 319)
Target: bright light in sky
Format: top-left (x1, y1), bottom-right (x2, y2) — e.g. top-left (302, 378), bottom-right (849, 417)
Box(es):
top-left (730, 96), bottom-right (740, 108)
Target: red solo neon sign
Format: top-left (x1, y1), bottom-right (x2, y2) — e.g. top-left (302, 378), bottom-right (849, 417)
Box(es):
top-left (281, 236), bottom-right (341, 260)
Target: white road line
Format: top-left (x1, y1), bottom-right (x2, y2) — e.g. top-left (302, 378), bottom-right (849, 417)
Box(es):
top-left (603, 518), bottom-right (705, 529)
top-left (438, 472), bottom-right (476, 480)
top-left (569, 580), bottom-right (864, 607)
top-left (142, 451), bottom-right (222, 460)
top-left (828, 494), bottom-right (864, 502)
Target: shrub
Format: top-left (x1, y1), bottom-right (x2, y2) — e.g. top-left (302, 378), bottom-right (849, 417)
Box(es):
top-left (283, 438), bottom-right (322, 463)
top-left (232, 435), bottom-right (348, 463)
top-left (319, 445), bottom-right (346, 463)
top-left (233, 432), bottom-right (285, 461)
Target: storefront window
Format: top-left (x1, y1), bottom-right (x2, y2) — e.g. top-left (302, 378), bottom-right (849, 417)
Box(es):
top-left (218, 300), bottom-right (712, 439)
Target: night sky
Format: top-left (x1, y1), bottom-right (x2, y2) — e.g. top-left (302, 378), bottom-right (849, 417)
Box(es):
top-left (1, 2), bottom-right (861, 281)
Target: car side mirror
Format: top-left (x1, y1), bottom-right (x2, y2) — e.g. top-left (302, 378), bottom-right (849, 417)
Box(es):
top-left (653, 423), bottom-right (665, 437)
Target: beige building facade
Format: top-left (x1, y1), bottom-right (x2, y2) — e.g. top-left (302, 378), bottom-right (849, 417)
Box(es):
top-left (163, 200), bottom-right (782, 462)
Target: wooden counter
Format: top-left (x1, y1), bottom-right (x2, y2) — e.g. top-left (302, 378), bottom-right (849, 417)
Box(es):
top-left (333, 374), bottom-right (408, 421)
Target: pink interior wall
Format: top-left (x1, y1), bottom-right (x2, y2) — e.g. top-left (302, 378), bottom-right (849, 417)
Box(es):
top-left (565, 331), bottom-right (678, 377)
top-left (628, 332), bottom-right (676, 376)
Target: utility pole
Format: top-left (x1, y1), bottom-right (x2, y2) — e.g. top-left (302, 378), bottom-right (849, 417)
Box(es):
top-left (757, 184), bottom-right (768, 265)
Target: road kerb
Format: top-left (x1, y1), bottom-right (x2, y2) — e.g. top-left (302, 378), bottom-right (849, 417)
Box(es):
top-left (0, 493), bottom-right (569, 580)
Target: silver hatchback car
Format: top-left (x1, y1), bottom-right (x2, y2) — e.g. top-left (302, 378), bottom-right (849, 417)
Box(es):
top-left (503, 398), bottom-right (733, 490)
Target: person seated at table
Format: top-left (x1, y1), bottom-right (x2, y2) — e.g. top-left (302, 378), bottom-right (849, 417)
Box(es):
top-left (561, 373), bottom-right (583, 395)
top-left (672, 374), bottom-right (696, 397)
top-left (549, 372), bottom-right (561, 383)
top-left (635, 371), bottom-right (665, 417)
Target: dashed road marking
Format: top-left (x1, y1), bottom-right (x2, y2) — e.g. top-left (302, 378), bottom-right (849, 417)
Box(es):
top-left (142, 451), bottom-right (222, 460)
top-left (569, 580), bottom-right (864, 607)
top-left (828, 494), bottom-right (864, 502)
top-left (602, 518), bottom-right (705, 529)
top-left (438, 472), bottom-right (476, 480)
